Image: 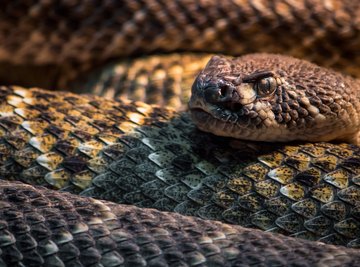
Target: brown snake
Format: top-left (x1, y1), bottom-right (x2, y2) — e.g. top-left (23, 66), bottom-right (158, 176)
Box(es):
top-left (0, 0), bottom-right (359, 266)
top-left (189, 54), bottom-right (360, 144)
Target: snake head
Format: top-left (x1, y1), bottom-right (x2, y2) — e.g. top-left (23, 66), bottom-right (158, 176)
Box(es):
top-left (189, 54), bottom-right (360, 143)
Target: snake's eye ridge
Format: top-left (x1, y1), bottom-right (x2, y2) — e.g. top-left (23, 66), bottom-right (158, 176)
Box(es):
top-left (254, 77), bottom-right (277, 97)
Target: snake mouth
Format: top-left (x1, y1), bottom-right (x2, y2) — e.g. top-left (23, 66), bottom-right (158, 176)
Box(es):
top-left (189, 107), bottom-right (229, 136)
top-left (189, 104), bottom-right (256, 140)
top-left (189, 105), bottom-right (240, 125)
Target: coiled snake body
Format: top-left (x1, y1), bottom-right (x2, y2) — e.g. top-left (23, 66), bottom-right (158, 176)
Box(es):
top-left (0, 1), bottom-right (359, 266)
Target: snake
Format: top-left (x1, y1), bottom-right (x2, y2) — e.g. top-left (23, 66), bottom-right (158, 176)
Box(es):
top-left (0, 0), bottom-right (359, 266)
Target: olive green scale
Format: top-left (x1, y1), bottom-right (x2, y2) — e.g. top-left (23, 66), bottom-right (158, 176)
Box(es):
top-left (0, 86), bottom-right (359, 248)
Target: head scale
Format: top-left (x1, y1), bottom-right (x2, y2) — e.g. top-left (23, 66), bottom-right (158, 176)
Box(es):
top-left (189, 54), bottom-right (360, 143)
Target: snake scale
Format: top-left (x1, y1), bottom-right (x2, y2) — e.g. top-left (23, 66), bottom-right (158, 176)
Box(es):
top-left (0, 0), bottom-right (359, 266)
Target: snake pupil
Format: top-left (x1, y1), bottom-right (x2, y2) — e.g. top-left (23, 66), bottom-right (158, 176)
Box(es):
top-left (255, 77), bottom-right (276, 97)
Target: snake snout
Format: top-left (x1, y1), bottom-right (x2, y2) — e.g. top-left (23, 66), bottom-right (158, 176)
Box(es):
top-left (204, 82), bottom-right (239, 104)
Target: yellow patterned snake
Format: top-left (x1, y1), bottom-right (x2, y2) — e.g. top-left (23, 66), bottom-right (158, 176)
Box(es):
top-left (0, 1), bottom-right (359, 266)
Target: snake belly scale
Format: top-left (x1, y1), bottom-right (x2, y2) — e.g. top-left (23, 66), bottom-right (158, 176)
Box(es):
top-left (0, 0), bottom-right (359, 266)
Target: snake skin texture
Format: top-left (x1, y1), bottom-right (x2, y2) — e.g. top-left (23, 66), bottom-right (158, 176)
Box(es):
top-left (0, 0), bottom-right (360, 266)
top-left (1, 180), bottom-right (360, 267)
top-left (0, 0), bottom-right (360, 90)
top-left (70, 53), bottom-right (212, 110)
top-left (0, 86), bottom-right (359, 250)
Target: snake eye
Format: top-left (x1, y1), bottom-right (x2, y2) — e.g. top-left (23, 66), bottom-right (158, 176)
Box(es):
top-left (254, 77), bottom-right (277, 97)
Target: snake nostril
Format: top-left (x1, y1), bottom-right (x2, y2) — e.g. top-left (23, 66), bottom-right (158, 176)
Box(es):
top-left (204, 84), bottom-right (233, 103)
top-left (219, 86), bottom-right (228, 98)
